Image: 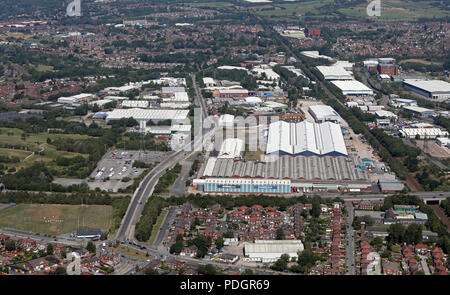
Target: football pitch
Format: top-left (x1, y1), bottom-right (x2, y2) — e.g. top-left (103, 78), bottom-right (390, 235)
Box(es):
top-left (0, 204), bottom-right (112, 236)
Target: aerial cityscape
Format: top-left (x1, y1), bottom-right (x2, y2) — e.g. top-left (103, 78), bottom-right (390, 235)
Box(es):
top-left (0, 0), bottom-right (449, 281)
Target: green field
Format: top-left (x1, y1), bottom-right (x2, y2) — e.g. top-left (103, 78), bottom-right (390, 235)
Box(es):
top-left (338, 0), bottom-right (450, 21)
top-left (0, 127), bottom-right (91, 171)
top-left (252, 0), bottom-right (449, 21)
top-left (0, 204), bottom-right (112, 235)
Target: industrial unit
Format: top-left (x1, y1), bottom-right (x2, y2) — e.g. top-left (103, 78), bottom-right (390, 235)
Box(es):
top-left (194, 155), bottom-right (371, 193)
top-left (403, 79), bottom-right (450, 100)
top-left (330, 80), bottom-right (374, 96)
top-left (243, 240), bottom-right (304, 263)
top-left (308, 105), bottom-right (341, 123)
top-left (316, 65), bottom-right (353, 80)
top-left (106, 108), bottom-right (189, 125)
top-left (266, 120), bottom-right (348, 156)
top-left (399, 128), bottom-right (449, 139)
top-left (402, 106), bottom-right (435, 117)
top-left (217, 138), bottom-right (244, 159)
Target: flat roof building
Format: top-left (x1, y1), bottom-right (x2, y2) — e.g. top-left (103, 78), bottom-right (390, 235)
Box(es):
top-left (399, 128), bottom-right (449, 139)
top-left (316, 65), bottom-right (353, 80)
top-left (218, 138), bottom-right (244, 159)
top-left (266, 120), bottom-right (348, 156)
top-left (403, 79), bottom-right (450, 100)
top-left (243, 240), bottom-right (304, 263)
top-left (106, 108), bottom-right (189, 124)
top-left (330, 80), bottom-right (374, 96)
top-left (308, 105), bottom-right (341, 123)
top-left (402, 106), bottom-right (435, 117)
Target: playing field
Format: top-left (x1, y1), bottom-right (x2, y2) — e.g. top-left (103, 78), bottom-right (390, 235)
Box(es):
top-left (0, 204), bottom-right (112, 235)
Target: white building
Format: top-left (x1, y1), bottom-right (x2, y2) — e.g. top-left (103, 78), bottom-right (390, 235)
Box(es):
top-left (203, 77), bottom-right (216, 87)
top-left (266, 120), bottom-right (348, 156)
top-left (218, 114), bottom-right (235, 127)
top-left (436, 137), bottom-right (450, 148)
top-left (121, 100), bottom-right (149, 108)
top-left (330, 80), bottom-right (374, 96)
top-left (390, 98), bottom-right (417, 108)
top-left (316, 65), bottom-right (353, 80)
top-left (106, 108), bottom-right (189, 125)
top-left (403, 79), bottom-right (450, 100)
top-left (399, 128), bottom-right (449, 139)
top-left (308, 105), bottom-right (341, 123)
top-left (58, 93), bottom-right (93, 105)
top-left (402, 106), bottom-right (435, 117)
top-left (301, 51), bottom-right (333, 61)
top-left (218, 138), bottom-right (243, 159)
top-left (375, 110), bottom-right (398, 121)
top-left (243, 240), bottom-right (304, 263)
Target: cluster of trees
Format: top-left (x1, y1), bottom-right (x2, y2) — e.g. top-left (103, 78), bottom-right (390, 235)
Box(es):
top-left (0, 155), bottom-right (20, 164)
top-left (186, 234), bottom-right (212, 258)
top-left (153, 163), bottom-right (182, 194)
top-left (387, 223), bottom-right (423, 245)
top-left (164, 193), bottom-right (343, 212)
top-left (134, 196), bottom-right (166, 242)
top-left (370, 128), bottom-right (420, 159)
top-left (111, 197), bottom-right (131, 232)
top-left (352, 215), bottom-right (374, 230)
top-left (0, 189), bottom-right (112, 204)
top-left (270, 247), bottom-right (320, 274)
top-left (441, 198), bottom-right (450, 217)
top-left (382, 194), bottom-right (450, 253)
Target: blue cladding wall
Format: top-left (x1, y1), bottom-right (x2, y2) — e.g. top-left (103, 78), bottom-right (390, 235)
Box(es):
top-left (204, 183), bottom-right (290, 193)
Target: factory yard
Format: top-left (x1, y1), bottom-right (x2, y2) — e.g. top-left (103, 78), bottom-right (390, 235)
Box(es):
top-left (416, 140), bottom-right (450, 159)
top-left (0, 204), bottom-right (112, 236)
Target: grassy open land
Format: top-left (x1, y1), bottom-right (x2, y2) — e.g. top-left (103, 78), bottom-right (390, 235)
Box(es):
top-left (0, 32), bottom-right (34, 40)
top-left (338, 0), bottom-right (450, 21)
top-left (29, 64), bottom-right (54, 72)
top-left (0, 127), bottom-right (91, 172)
top-left (399, 59), bottom-right (443, 66)
top-left (112, 244), bottom-right (154, 260)
top-left (0, 204), bottom-right (112, 235)
top-left (181, 1), bottom-right (233, 8)
top-left (146, 208), bottom-right (168, 245)
top-left (254, 0), bottom-right (333, 21)
top-left (252, 0), bottom-right (449, 22)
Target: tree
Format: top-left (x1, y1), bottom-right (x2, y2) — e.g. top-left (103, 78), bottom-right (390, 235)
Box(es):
top-left (197, 264), bottom-right (218, 275)
top-left (311, 196), bottom-right (321, 218)
top-left (276, 227), bottom-right (285, 240)
top-left (271, 254), bottom-right (290, 272)
top-left (145, 268), bottom-right (159, 275)
top-left (215, 236), bottom-right (224, 250)
top-left (46, 243), bottom-right (54, 256)
top-left (5, 239), bottom-right (15, 251)
top-left (388, 223), bottom-right (406, 244)
top-left (86, 241), bottom-right (96, 254)
top-left (405, 224), bottom-right (422, 245)
top-left (241, 269), bottom-right (254, 275)
top-left (49, 266), bottom-right (67, 275)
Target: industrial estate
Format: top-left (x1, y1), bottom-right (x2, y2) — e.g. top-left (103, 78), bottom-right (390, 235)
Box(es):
top-left (0, 0), bottom-right (448, 280)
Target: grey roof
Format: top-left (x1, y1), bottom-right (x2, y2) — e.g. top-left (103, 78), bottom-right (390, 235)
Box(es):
top-left (201, 156), bottom-right (369, 182)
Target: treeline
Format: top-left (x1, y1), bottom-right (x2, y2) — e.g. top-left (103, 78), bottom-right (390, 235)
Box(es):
top-left (111, 197), bottom-right (131, 232)
top-left (382, 194), bottom-right (450, 253)
top-left (153, 163), bottom-right (182, 194)
top-left (0, 190), bottom-right (112, 205)
top-left (165, 194), bottom-right (344, 211)
top-left (134, 196), bottom-right (166, 242)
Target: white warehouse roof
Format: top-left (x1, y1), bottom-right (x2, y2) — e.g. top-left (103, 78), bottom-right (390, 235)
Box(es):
top-left (266, 120), bottom-right (348, 156)
top-left (121, 100), bottom-right (149, 108)
top-left (403, 79), bottom-right (450, 93)
top-left (308, 105), bottom-right (341, 123)
top-left (331, 80), bottom-right (374, 96)
top-left (106, 108), bottom-right (189, 121)
top-left (244, 240), bottom-right (304, 257)
top-left (218, 138), bottom-right (244, 159)
top-left (316, 65), bottom-right (353, 80)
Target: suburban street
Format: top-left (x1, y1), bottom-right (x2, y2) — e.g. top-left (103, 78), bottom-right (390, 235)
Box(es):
top-left (345, 202), bottom-right (355, 275)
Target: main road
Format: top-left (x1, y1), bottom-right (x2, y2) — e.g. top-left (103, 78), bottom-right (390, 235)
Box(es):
top-left (115, 74), bottom-right (212, 242)
top-left (344, 202), bottom-right (355, 275)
